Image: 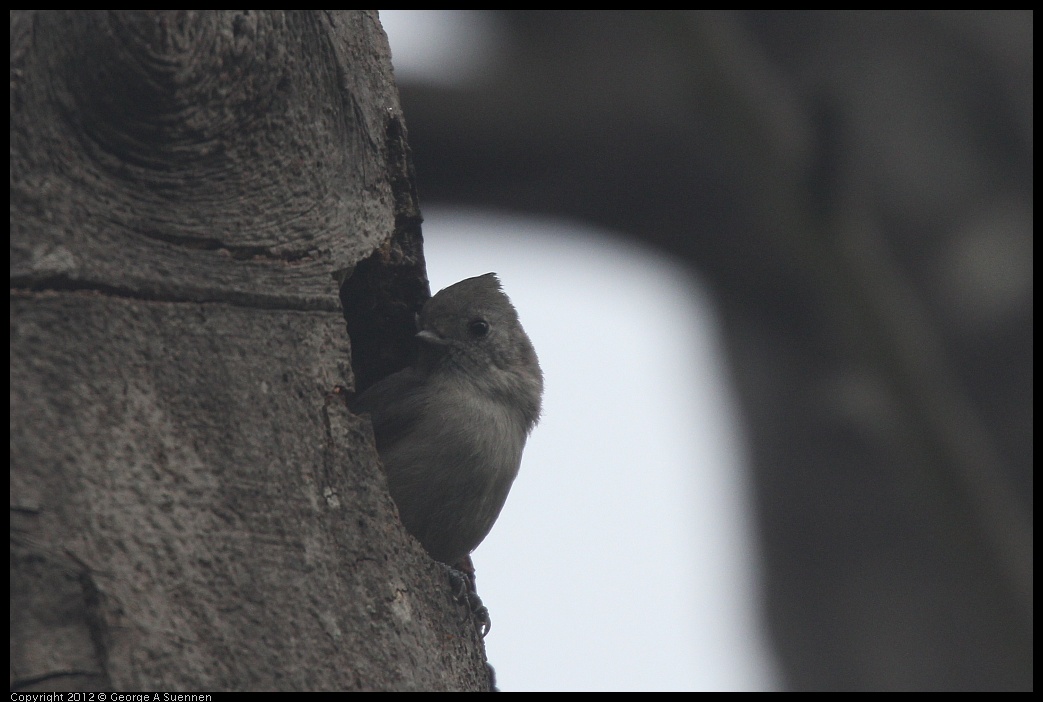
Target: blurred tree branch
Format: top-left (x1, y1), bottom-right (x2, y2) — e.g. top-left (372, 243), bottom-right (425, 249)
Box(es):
top-left (396, 10), bottom-right (1032, 690)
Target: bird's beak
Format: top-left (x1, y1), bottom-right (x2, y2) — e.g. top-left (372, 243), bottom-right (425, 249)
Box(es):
top-left (416, 329), bottom-right (449, 345)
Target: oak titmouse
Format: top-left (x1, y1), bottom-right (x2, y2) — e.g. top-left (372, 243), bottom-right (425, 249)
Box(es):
top-left (352, 273), bottom-right (543, 565)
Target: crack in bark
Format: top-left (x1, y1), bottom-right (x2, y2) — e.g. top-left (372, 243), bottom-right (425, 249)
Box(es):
top-left (10, 275), bottom-right (342, 312)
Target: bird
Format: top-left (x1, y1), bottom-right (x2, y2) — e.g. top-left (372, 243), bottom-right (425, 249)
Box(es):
top-left (351, 273), bottom-right (543, 566)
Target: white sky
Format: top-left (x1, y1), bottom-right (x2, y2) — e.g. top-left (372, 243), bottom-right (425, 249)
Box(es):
top-left (379, 12), bottom-right (781, 691)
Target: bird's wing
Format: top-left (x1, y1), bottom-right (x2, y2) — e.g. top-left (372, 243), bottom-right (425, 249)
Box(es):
top-left (350, 369), bottom-right (428, 451)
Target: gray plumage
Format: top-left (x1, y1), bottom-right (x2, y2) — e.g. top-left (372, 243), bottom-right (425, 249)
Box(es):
top-left (352, 273), bottom-right (543, 564)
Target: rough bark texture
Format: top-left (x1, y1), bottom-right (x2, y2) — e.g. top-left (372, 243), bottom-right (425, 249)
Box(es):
top-left (395, 10), bottom-right (1032, 691)
top-left (11, 11), bottom-right (489, 691)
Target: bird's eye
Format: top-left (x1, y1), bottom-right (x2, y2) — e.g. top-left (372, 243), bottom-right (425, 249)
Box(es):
top-left (468, 319), bottom-right (490, 337)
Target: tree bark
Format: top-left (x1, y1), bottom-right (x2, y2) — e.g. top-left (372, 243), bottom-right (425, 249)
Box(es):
top-left (10, 10), bottom-right (489, 691)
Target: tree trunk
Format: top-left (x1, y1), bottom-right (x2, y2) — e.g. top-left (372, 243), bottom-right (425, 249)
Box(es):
top-left (10, 10), bottom-right (489, 691)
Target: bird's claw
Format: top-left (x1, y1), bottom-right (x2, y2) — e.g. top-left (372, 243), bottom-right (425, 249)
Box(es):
top-left (444, 563), bottom-right (492, 637)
